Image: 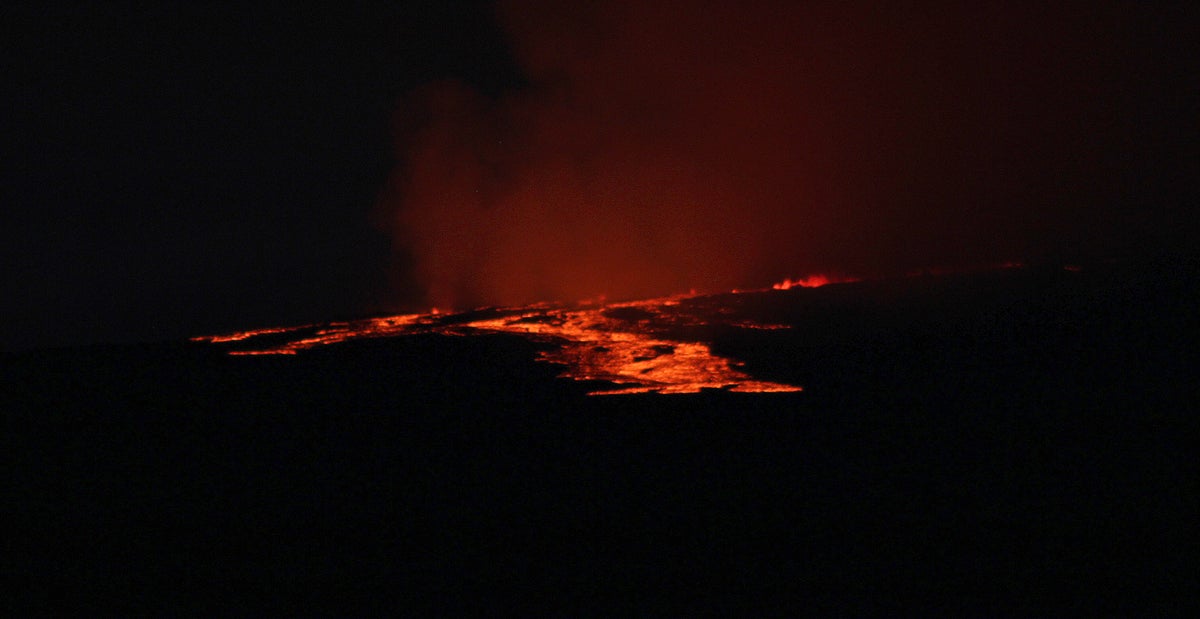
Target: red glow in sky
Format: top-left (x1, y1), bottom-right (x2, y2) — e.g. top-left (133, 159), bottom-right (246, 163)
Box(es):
top-left (376, 1), bottom-right (1192, 313)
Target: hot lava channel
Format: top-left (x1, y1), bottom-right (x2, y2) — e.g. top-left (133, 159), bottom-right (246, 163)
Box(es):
top-left (192, 292), bottom-right (805, 396)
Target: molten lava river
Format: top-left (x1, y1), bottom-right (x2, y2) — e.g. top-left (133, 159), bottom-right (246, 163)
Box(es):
top-left (192, 287), bottom-right (826, 395)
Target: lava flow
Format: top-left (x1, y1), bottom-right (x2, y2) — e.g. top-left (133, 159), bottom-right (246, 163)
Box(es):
top-left (190, 279), bottom-right (844, 395)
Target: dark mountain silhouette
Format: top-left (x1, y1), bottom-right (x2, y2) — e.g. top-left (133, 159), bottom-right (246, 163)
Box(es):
top-left (5, 259), bottom-right (1195, 615)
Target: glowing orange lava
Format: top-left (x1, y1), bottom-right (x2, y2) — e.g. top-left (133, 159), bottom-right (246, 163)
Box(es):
top-left (192, 315), bottom-right (427, 354)
top-left (469, 297), bottom-right (801, 395)
top-left (193, 289), bottom-right (811, 395)
top-left (190, 324), bottom-right (315, 343)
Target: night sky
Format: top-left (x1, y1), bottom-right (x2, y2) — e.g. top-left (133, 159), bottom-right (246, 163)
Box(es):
top-left (5, 1), bottom-right (1197, 351)
top-left (4, 2), bottom-right (519, 351)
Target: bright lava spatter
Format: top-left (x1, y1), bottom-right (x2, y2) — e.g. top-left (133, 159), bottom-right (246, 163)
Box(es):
top-left (191, 277), bottom-right (846, 395)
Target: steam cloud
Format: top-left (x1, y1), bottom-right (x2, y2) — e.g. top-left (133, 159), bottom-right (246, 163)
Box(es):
top-left (379, 1), bottom-right (1194, 309)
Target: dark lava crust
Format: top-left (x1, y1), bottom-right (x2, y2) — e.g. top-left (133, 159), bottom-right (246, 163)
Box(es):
top-left (4, 259), bottom-right (1196, 615)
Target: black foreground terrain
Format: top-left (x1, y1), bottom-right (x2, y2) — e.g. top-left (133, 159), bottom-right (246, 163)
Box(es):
top-left (5, 259), bottom-right (1197, 615)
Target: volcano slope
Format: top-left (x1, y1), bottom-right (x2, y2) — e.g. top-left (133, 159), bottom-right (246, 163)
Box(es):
top-left (5, 259), bottom-right (1196, 615)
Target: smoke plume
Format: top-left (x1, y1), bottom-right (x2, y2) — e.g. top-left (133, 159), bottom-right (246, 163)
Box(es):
top-left (379, 1), bottom-right (1197, 309)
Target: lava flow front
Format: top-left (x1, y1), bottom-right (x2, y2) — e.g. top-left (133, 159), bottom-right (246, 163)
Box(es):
top-left (192, 286), bottom-right (820, 395)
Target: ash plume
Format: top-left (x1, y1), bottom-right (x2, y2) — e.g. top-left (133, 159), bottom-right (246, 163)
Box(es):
top-left (378, 1), bottom-right (1197, 310)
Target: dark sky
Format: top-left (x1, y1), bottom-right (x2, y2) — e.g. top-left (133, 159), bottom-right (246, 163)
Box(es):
top-left (4, 2), bottom-right (520, 350)
top-left (5, 2), bottom-right (1198, 350)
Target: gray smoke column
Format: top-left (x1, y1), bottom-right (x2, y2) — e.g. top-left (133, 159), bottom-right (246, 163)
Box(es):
top-left (378, 1), bottom-right (1197, 309)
